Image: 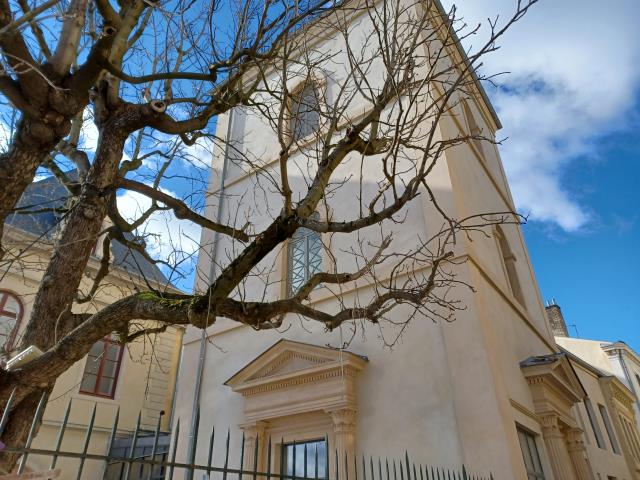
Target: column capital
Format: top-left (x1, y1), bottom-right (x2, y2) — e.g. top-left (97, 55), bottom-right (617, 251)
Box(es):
top-left (241, 420), bottom-right (269, 439)
top-left (565, 428), bottom-right (587, 452)
top-left (327, 408), bottom-right (357, 434)
top-left (540, 414), bottom-right (564, 439)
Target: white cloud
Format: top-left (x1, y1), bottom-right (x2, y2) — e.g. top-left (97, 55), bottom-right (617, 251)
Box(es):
top-left (116, 187), bottom-right (201, 266)
top-left (80, 108), bottom-right (100, 152)
top-left (443, 0), bottom-right (640, 231)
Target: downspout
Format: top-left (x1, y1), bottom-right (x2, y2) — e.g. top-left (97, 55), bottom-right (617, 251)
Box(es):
top-left (186, 109), bottom-right (235, 476)
top-left (616, 348), bottom-right (640, 414)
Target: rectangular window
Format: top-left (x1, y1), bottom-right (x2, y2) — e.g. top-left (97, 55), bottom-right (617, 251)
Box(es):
top-left (584, 398), bottom-right (606, 449)
top-left (516, 427), bottom-right (545, 480)
top-left (288, 225), bottom-right (322, 296)
top-left (281, 440), bottom-right (327, 479)
top-left (80, 336), bottom-right (123, 398)
top-left (598, 404), bottom-right (620, 454)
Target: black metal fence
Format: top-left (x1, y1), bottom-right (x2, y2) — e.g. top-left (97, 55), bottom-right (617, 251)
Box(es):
top-left (0, 391), bottom-right (493, 480)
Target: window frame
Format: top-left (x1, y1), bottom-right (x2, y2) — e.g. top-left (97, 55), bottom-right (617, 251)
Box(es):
top-left (494, 225), bottom-right (525, 308)
top-left (286, 75), bottom-right (326, 145)
top-left (79, 336), bottom-right (124, 399)
top-left (461, 99), bottom-right (485, 158)
top-left (516, 426), bottom-right (546, 480)
top-left (280, 438), bottom-right (328, 480)
top-left (584, 398), bottom-right (606, 450)
top-left (287, 216), bottom-right (323, 297)
top-left (598, 403), bottom-right (620, 454)
top-left (0, 289), bottom-right (25, 354)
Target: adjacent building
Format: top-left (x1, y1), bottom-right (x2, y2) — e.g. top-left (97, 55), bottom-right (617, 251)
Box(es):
top-left (544, 303), bottom-right (640, 479)
top-left (0, 174), bottom-right (183, 477)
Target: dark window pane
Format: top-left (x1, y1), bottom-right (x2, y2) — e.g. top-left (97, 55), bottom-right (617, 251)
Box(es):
top-left (80, 373), bottom-right (97, 392)
top-left (98, 376), bottom-right (115, 396)
top-left (290, 83), bottom-right (320, 141)
top-left (106, 343), bottom-right (121, 361)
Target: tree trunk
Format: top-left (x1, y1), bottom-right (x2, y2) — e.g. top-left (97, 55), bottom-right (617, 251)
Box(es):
top-left (0, 388), bottom-right (51, 475)
top-left (1, 108), bottom-right (130, 472)
top-left (0, 119), bottom-right (60, 261)
top-left (21, 124), bottom-right (128, 351)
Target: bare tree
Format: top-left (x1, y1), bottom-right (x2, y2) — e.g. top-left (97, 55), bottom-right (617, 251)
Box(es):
top-left (0, 0), bottom-right (535, 471)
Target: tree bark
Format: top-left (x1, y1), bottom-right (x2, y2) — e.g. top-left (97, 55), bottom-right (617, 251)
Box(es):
top-left (0, 117), bottom-right (69, 261)
top-left (21, 112), bottom-right (129, 351)
top-left (0, 388), bottom-right (51, 475)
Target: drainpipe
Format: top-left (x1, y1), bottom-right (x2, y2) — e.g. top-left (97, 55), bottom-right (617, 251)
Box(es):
top-left (615, 347), bottom-right (640, 414)
top-left (186, 109), bottom-right (235, 477)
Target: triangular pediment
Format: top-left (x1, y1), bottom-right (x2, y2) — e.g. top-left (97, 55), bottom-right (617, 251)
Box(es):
top-left (521, 353), bottom-right (586, 403)
top-left (225, 339), bottom-right (367, 389)
top-left (247, 350), bottom-right (332, 380)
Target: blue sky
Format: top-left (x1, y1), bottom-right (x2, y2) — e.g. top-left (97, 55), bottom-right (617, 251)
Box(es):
top-left (448, 0), bottom-right (640, 350)
top-left (136, 0), bottom-right (640, 350)
top-left (9, 0), bottom-right (638, 350)
top-left (524, 129), bottom-right (640, 350)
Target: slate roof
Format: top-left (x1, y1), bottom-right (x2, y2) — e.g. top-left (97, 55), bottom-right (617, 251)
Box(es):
top-left (6, 172), bottom-right (171, 287)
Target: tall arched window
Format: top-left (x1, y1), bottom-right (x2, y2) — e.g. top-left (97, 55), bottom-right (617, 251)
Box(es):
top-left (289, 81), bottom-right (321, 142)
top-left (288, 218), bottom-right (322, 296)
top-left (495, 226), bottom-right (525, 308)
top-left (0, 290), bottom-right (24, 355)
top-left (462, 100), bottom-right (484, 158)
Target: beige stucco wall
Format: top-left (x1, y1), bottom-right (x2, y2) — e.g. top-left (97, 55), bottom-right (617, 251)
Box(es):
top-left (0, 230), bottom-right (183, 477)
top-left (172, 11), bottom-right (566, 477)
top-left (569, 361), bottom-right (635, 479)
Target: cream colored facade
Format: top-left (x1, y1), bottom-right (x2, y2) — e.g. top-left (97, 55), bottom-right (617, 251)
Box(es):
top-left (1, 218), bottom-right (183, 477)
top-left (169, 3), bottom-right (640, 480)
top-left (561, 350), bottom-right (640, 480)
top-left (557, 337), bottom-right (640, 427)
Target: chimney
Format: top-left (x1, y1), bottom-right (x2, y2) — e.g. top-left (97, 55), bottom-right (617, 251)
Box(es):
top-left (545, 299), bottom-right (569, 337)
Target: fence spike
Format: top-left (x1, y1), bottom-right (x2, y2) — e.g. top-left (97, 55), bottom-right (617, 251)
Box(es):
top-left (167, 418), bottom-right (180, 480)
top-left (404, 452), bottom-right (410, 480)
top-left (385, 458), bottom-right (390, 480)
top-left (101, 406), bottom-right (120, 480)
top-left (362, 455), bottom-right (367, 480)
top-left (462, 465), bottom-right (468, 480)
top-left (222, 428), bottom-right (231, 480)
top-left (304, 442), bottom-right (308, 480)
top-left (0, 388), bottom-right (17, 438)
top-left (207, 426), bottom-right (216, 475)
top-left (252, 432), bottom-right (259, 480)
top-left (50, 397), bottom-right (72, 469)
top-left (344, 450), bottom-right (349, 480)
top-left (393, 459), bottom-right (397, 480)
top-left (412, 463), bottom-right (417, 480)
top-left (325, 435), bottom-right (330, 480)
top-left (292, 440), bottom-right (297, 480)
top-left (240, 431), bottom-right (246, 480)
top-left (76, 402), bottom-right (97, 480)
top-left (146, 410), bottom-right (165, 480)
top-left (267, 436), bottom-right (273, 480)
top-left (123, 410), bottom-right (142, 480)
top-left (314, 439), bottom-right (319, 479)
top-left (17, 390), bottom-right (47, 474)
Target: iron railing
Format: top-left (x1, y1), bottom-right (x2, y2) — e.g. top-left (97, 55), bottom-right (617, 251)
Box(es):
top-left (0, 391), bottom-right (493, 480)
